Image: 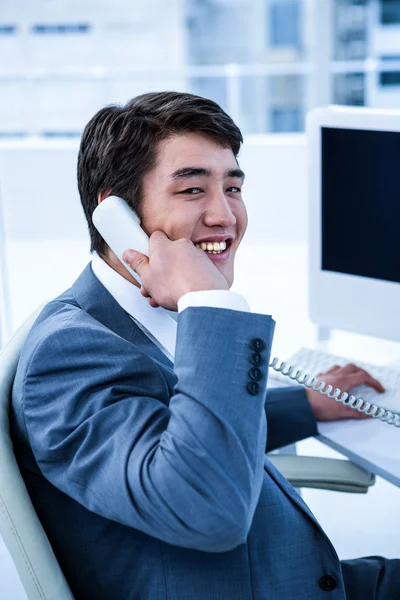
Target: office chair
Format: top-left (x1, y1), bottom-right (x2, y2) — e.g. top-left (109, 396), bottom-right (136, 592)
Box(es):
top-left (0, 306), bottom-right (75, 600)
top-left (0, 308), bottom-right (375, 600)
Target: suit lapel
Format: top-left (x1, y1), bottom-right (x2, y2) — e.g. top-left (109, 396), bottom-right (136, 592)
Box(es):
top-left (71, 263), bottom-right (174, 371)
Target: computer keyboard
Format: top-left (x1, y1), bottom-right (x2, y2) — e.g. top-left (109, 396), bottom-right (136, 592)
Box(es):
top-left (269, 346), bottom-right (400, 414)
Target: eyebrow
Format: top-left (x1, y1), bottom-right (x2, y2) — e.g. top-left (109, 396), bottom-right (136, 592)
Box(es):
top-left (171, 167), bottom-right (245, 181)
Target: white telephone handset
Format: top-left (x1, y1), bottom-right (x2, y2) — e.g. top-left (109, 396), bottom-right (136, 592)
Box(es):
top-left (92, 195), bottom-right (178, 322)
top-left (92, 195), bottom-right (150, 286)
top-left (92, 196), bottom-right (400, 428)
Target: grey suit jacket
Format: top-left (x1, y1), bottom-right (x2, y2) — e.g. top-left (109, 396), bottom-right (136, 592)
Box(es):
top-left (11, 264), bottom-right (350, 600)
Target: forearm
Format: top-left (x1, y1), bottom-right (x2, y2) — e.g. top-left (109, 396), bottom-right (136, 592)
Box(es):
top-left (149, 306), bottom-right (273, 550)
top-left (265, 387), bottom-right (318, 452)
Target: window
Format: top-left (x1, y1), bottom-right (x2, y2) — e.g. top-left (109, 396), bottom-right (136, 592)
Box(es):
top-left (380, 71), bottom-right (400, 85)
top-left (268, 0), bottom-right (301, 48)
top-left (0, 131), bottom-right (27, 138)
top-left (41, 130), bottom-right (82, 138)
top-left (379, 55), bottom-right (400, 86)
top-left (0, 25), bottom-right (17, 35)
top-left (334, 73), bottom-right (365, 106)
top-left (270, 107), bottom-right (302, 132)
top-left (381, 0), bottom-right (400, 24)
top-left (31, 24), bottom-right (90, 35)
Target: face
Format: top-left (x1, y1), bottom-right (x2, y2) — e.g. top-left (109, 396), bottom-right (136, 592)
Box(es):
top-left (139, 132), bottom-right (248, 288)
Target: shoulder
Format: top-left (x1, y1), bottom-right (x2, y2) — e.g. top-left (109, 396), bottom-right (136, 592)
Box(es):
top-left (14, 297), bottom-right (136, 398)
top-left (13, 297), bottom-right (168, 428)
top-left (22, 299), bottom-right (117, 358)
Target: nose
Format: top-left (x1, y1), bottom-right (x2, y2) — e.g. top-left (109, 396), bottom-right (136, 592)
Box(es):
top-left (203, 192), bottom-right (237, 229)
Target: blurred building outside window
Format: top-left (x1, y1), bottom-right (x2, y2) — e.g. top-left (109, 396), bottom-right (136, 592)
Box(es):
top-left (31, 23), bottom-right (91, 34)
top-left (269, 0), bottom-right (302, 48)
top-left (380, 0), bottom-right (400, 24)
top-left (0, 0), bottom-right (400, 136)
top-left (0, 24), bottom-right (17, 35)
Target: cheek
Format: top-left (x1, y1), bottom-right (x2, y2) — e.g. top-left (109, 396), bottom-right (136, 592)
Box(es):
top-left (165, 207), bottom-right (202, 239)
top-left (139, 201), bottom-right (164, 235)
top-left (236, 204), bottom-right (248, 238)
top-left (140, 198), bottom-right (179, 236)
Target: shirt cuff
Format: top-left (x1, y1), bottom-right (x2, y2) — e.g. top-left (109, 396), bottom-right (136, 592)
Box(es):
top-left (177, 290), bottom-right (251, 314)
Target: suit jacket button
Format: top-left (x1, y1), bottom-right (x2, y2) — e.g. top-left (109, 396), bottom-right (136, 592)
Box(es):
top-left (318, 575), bottom-right (337, 591)
top-left (247, 381), bottom-right (259, 396)
top-left (250, 338), bottom-right (265, 351)
top-left (250, 352), bottom-right (263, 366)
top-left (248, 367), bottom-right (262, 381)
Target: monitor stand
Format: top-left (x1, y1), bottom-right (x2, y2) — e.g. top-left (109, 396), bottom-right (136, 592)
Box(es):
top-left (316, 325), bottom-right (331, 351)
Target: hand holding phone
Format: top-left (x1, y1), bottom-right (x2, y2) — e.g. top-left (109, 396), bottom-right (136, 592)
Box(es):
top-left (92, 196), bottom-right (228, 311)
top-left (122, 231), bottom-right (229, 310)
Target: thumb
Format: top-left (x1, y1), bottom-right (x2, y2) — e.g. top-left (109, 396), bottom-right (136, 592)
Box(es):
top-left (122, 249), bottom-right (149, 276)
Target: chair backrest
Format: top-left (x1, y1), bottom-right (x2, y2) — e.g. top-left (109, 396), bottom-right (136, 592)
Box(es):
top-left (0, 307), bottom-right (75, 600)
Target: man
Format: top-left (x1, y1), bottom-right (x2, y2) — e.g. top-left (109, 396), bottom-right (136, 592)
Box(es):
top-left (11, 92), bottom-right (398, 599)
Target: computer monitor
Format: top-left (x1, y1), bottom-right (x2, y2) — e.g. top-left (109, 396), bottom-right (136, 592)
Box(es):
top-left (307, 105), bottom-right (400, 342)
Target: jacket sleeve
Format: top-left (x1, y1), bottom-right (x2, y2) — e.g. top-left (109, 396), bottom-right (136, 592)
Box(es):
top-left (265, 387), bottom-right (318, 452)
top-left (22, 307), bottom-right (274, 553)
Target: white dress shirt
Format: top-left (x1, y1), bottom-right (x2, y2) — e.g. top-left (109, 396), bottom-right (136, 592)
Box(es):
top-left (91, 256), bottom-right (250, 361)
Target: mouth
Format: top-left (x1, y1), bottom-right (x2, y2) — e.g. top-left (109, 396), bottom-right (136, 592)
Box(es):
top-left (194, 237), bottom-right (233, 257)
top-left (194, 236), bottom-right (233, 262)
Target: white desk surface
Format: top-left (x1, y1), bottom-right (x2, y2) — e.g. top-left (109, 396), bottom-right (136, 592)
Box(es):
top-left (316, 356), bottom-right (400, 488)
top-left (268, 372), bottom-right (400, 488)
top-left (317, 419), bottom-right (400, 488)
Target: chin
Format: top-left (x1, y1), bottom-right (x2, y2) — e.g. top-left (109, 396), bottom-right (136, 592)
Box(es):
top-left (219, 267), bottom-right (234, 288)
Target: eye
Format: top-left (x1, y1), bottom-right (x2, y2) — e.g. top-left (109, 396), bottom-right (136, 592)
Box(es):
top-left (179, 187), bottom-right (203, 195)
top-left (227, 186), bottom-right (241, 193)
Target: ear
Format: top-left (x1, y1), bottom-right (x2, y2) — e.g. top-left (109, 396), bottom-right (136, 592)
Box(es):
top-left (97, 188), bottom-right (113, 205)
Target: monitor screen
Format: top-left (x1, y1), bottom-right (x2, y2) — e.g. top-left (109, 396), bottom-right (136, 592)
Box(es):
top-left (321, 126), bottom-right (400, 285)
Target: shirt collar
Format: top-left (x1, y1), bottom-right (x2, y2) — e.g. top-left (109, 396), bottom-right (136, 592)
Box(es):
top-left (91, 255), bottom-right (177, 358)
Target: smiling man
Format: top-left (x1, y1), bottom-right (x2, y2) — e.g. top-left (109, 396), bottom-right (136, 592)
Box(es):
top-left (11, 92), bottom-right (399, 600)
top-left (98, 132), bottom-right (247, 301)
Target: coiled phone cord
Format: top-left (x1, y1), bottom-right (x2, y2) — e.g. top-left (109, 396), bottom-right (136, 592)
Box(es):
top-left (269, 357), bottom-right (400, 428)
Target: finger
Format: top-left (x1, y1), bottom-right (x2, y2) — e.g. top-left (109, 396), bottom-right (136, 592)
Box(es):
top-left (149, 298), bottom-right (160, 308)
top-left (352, 368), bottom-right (385, 393)
top-left (363, 374), bottom-right (385, 393)
top-left (347, 372), bottom-right (385, 393)
top-left (140, 286), bottom-right (150, 298)
top-left (149, 229), bottom-right (169, 248)
top-left (122, 249), bottom-right (149, 277)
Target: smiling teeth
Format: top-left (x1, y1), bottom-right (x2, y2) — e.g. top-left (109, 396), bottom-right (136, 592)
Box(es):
top-left (195, 241), bottom-right (227, 254)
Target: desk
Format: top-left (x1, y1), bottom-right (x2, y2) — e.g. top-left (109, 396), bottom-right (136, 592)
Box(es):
top-left (317, 419), bottom-right (400, 488)
top-left (268, 372), bottom-right (400, 488)
top-left (238, 243), bottom-right (400, 491)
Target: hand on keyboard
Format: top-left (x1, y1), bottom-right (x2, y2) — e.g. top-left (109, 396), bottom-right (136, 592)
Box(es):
top-left (269, 347), bottom-right (400, 425)
top-left (305, 363), bottom-right (385, 422)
